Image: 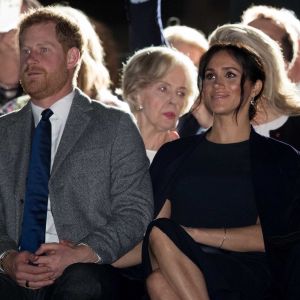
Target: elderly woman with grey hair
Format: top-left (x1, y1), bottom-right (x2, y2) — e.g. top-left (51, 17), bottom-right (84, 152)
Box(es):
top-left (122, 45), bottom-right (198, 163)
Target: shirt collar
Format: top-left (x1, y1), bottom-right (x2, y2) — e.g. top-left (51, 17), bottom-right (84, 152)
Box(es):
top-left (31, 90), bottom-right (75, 127)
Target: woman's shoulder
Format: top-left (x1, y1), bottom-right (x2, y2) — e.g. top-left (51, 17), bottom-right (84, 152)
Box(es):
top-left (150, 134), bottom-right (205, 177)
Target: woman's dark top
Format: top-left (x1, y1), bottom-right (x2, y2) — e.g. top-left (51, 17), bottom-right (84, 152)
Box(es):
top-left (178, 113), bottom-right (300, 151)
top-left (146, 130), bottom-right (300, 299)
top-left (143, 137), bottom-right (270, 299)
top-left (170, 139), bottom-right (257, 228)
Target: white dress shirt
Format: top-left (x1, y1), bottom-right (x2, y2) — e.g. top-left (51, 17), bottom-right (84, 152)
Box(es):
top-left (146, 149), bottom-right (157, 164)
top-left (31, 90), bottom-right (74, 243)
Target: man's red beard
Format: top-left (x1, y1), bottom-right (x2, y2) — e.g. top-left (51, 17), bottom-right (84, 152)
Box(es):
top-left (20, 66), bottom-right (46, 98)
top-left (20, 64), bottom-right (68, 100)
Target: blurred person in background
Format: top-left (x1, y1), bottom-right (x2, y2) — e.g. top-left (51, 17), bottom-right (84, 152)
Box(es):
top-left (241, 5), bottom-right (298, 71)
top-left (279, 8), bottom-right (300, 91)
top-left (56, 5), bottom-right (129, 111)
top-left (126, 0), bottom-right (208, 67)
top-left (0, 0), bottom-right (41, 110)
top-left (91, 18), bottom-right (120, 89)
top-left (163, 25), bottom-right (208, 67)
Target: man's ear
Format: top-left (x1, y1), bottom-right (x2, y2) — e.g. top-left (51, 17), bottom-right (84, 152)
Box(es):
top-left (66, 47), bottom-right (81, 69)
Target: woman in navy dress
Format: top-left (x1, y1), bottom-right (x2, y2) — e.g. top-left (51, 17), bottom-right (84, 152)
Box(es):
top-left (143, 43), bottom-right (300, 299)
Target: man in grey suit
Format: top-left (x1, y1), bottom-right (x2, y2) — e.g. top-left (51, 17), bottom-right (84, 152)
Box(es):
top-left (0, 7), bottom-right (153, 299)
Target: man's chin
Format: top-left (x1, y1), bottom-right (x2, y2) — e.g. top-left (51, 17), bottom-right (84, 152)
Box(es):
top-left (21, 82), bottom-right (45, 99)
top-left (24, 88), bottom-right (47, 100)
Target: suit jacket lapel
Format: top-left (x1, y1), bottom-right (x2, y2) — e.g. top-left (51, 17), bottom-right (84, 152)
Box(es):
top-left (51, 89), bottom-right (93, 178)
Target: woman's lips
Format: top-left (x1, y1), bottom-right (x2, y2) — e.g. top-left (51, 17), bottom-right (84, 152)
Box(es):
top-left (163, 112), bottom-right (176, 119)
top-left (212, 93), bottom-right (229, 100)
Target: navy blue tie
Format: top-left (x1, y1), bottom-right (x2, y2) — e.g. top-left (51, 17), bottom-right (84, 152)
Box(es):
top-left (19, 109), bottom-right (53, 253)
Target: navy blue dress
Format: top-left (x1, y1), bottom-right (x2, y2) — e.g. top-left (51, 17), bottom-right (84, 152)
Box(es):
top-left (143, 138), bottom-right (271, 300)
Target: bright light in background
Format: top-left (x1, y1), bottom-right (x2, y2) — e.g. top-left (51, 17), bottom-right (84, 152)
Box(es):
top-left (0, 0), bottom-right (22, 32)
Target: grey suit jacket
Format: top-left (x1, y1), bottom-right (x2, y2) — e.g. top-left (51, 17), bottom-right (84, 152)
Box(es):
top-left (0, 89), bottom-right (153, 263)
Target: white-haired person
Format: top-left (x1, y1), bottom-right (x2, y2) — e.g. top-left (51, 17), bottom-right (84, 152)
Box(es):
top-left (279, 8), bottom-right (300, 90)
top-left (241, 4), bottom-right (298, 71)
top-left (163, 25), bottom-right (208, 67)
top-left (121, 46), bottom-right (198, 163)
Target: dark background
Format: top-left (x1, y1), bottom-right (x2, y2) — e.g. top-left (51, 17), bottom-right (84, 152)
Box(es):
top-left (38, 0), bottom-right (300, 85)
top-left (39, 0), bottom-right (300, 49)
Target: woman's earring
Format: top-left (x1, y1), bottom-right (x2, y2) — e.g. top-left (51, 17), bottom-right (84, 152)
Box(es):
top-left (250, 98), bottom-right (255, 106)
top-left (136, 104), bottom-right (143, 111)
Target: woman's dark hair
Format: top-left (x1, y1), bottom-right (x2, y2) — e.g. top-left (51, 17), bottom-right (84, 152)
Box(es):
top-left (197, 43), bottom-right (265, 120)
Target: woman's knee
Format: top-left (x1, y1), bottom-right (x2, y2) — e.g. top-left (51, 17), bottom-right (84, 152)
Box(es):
top-left (146, 269), bottom-right (165, 296)
top-left (149, 226), bottom-right (166, 243)
top-left (148, 220), bottom-right (175, 250)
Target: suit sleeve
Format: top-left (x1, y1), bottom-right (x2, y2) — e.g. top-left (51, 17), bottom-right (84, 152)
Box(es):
top-left (81, 113), bottom-right (154, 263)
top-left (0, 123), bottom-right (20, 254)
top-left (0, 193), bottom-right (18, 254)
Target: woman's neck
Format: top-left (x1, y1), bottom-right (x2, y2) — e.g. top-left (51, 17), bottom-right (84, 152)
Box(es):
top-left (140, 127), bottom-right (176, 150)
top-left (136, 113), bottom-right (179, 150)
top-left (207, 116), bottom-right (251, 144)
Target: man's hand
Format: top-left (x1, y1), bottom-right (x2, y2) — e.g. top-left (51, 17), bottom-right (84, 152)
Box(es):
top-left (34, 241), bottom-right (99, 280)
top-left (5, 251), bottom-right (55, 289)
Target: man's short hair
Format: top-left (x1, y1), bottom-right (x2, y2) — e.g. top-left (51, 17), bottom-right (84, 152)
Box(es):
top-left (19, 6), bottom-right (84, 55)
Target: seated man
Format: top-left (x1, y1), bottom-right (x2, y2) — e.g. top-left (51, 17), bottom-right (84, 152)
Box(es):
top-left (0, 6), bottom-right (153, 300)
